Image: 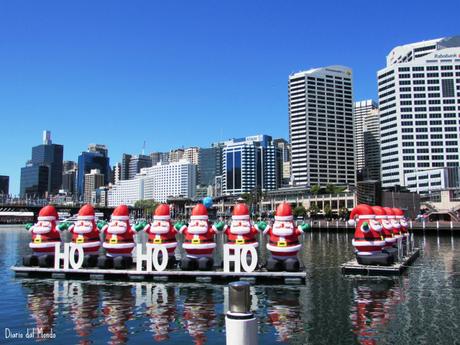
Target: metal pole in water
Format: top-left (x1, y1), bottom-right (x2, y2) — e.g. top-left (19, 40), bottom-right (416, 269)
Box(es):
top-left (225, 281), bottom-right (257, 345)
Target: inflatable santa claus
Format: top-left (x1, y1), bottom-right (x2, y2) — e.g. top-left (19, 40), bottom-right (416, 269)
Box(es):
top-left (371, 205), bottom-right (398, 259)
top-left (24, 205), bottom-right (62, 267)
top-left (60, 204), bottom-right (101, 267)
top-left (135, 203), bottom-right (178, 268)
top-left (258, 202), bottom-right (309, 272)
top-left (98, 204), bottom-right (136, 269)
top-left (393, 208), bottom-right (409, 243)
top-left (384, 207), bottom-right (403, 242)
top-left (349, 204), bottom-right (392, 266)
top-left (176, 203), bottom-right (224, 271)
top-left (225, 203), bottom-right (259, 247)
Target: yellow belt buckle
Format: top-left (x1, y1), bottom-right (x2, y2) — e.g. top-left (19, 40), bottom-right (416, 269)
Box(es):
top-left (77, 235), bottom-right (84, 244)
top-left (236, 238), bottom-right (245, 245)
top-left (277, 240), bottom-right (287, 247)
top-left (192, 238), bottom-right (200, 244)
top-left (110, 235), bottom-right (118, 244)
top-left (34, 235), bottom-right (42, 244)
top-left (154, 238), bottom-right (162, 244)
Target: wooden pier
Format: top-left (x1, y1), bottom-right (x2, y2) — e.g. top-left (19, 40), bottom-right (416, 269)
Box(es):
top-left (341, 248), bottom-right (420, 276)
top-left (11, 266), bottom-right (307, 285)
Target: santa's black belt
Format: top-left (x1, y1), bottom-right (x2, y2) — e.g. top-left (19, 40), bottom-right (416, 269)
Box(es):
top-left (105, 239), bottom-right (132, 243)
top-left (74, 237), bottom-right (99, 242)
top-left (148, 238), bottom-right (176, 243)
top-left (185, 239), bottom-right (213, 243)
top-left (269, 240), bottom-right (299, 246)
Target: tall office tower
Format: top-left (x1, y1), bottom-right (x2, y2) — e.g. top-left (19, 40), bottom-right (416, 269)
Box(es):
top-left (289, 66), bottom-right (355, 187)
top-left (63, 160), bottom-right (77, 173)
top-left (184, 147), bottom-right (200, 165)
top-left (77, 145), bottom-right (111, 199)
top-left (0, 176), bottom-right (9, 195)
top-left (378, 36), bottom-right (460, 189)
top-left (128, 154), bottom-right (152, 179)
top-left (222, 135), bottom-right (280, 195)
top-left (20, 131), bottom-right (64, 197)
top-left (61, 160), bottom-right (77, 195)
top-left (273, 138), bottom-right (291, 186)
top-left (169, 149), bottom-right (184, 163)
top-left (112, 163), bottom-right (121, 184)
top-left (198, 146), bottom-right (222, 187)
top-left (84, 169), bottom-right (105, 203)
top-left (88, 144), bottom-right (108, 157)
top-left (150, 152), bottom-right (170, 166)
top-left (354, 100), bottom-right (381, 181)
top-left (120, 154), bottom-right (132, 180)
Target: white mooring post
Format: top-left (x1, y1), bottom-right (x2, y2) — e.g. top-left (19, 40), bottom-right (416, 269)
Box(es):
top-left (225, 281), bottom-right (257, 345)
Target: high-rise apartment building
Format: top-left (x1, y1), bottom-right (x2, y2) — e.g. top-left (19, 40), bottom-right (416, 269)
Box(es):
top-left (0, 176), bottom-right (9, 195)
top-left (108, 160), bottom-right (196, 205)
top-left (273, 138), bottom-right (291, 186)
top-left (184, 147), bottom-right (200, 165)
top-left (77, 145), bottom-right (111, 199)
top-left (150, 152), bottom-right (170, 166)
top-left (169, 149), bottom-right (184, 163)
top-left (222, 135), bottom-right (280, 195)
top-left (289, 66), bottom-right (355, 187)
top-left (378, 36), bottom-right (460, 189)
top-left (20, 131), bottom-right (64, 197)
top-left (84, 169), bottom-right (105, 203)
top-left (120, 154), bottom-right (153, 180)
top-left (354, 100), bottom-right (381, 181)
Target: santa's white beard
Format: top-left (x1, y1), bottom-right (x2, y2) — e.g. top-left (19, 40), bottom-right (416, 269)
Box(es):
top-left (371, 225), bottom-right (383, 232)
top-left (382, 221), bottom-right (392, 230)
top-left (74, 225), bottom-right (93, 234)
top-left (107, 225), bottom-right (128, 234)
top-left (391, 221), bottom-right (401, 229)
top-left (272, 226), bottom-right (294, 237)
top-left (150, 225), bottom-right (169, 234)
top-left (33, 226), bottom-right (52, 234)
top-left (229, 226), bottom-right (250, 235)
top-left (188, 226), bottom-right (208, 234)
top-left (401, 221), bottom-right (408, 227)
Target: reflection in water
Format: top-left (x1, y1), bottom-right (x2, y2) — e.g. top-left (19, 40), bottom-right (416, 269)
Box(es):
top-left (350, 279), bottom-right (403, 345)
top-left (145, 284), bottom-right (177, 342)
top-left (102, 284), bottom-right (135, 344)
top-left (266, 288), bottom-right (304, 343)
top-left (180, 286), bottom-right (217, 345)
top-left (22, 280), bottom-right (57, 338)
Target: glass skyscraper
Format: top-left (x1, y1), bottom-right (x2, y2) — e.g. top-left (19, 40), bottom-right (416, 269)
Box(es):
top-left (77, 147), bottom-right (111, 199)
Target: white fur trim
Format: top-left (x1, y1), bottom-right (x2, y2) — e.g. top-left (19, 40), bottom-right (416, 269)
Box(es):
top-left (111, 215), bottom-right (129, 220)
top-left (178, 225), bottom-right (187, 234)
top-left (38, 216), bottom-right (56, 221)
top-left (352, 239), bottom-right (386, 246)
top-left (348, 219), bottom-right (356, 226)
top-left (262, 225), bottom-right (271, 235)
top-left (275, 215), bottom-right (293, 221)
top-left (190, 215), bottom-right (208, 220)
top-left (103, 242), bottom-right (135, 249)
top-left (30, 241), bottom-right (60, 249)
top-left (232, 215), bottom-right (249, 220)
top-left (375, 215), bottom-right (387, 219)
top-left (266, 243), bottom-right (301, 253)
top-left (227, 242), bottom-right (259, 248)
top-left (385, 238), bottom-right (397, 243)
top-left (77, 241), bottom-right (101, 248)
top-left (77, 215), bottom-right (95, 220)
top-left (358, 215), bottom-right (375, 219)
top-left (153, 215), bottom-right (170, 221)
top-left (182, 242), bottom-right (216, 250)
top-left (395, 216), bottom-right (403, 219)
top-left (146, 242), bottom-right (177, 249)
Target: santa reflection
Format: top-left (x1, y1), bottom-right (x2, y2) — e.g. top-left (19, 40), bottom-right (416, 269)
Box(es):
top-left (145, 284), bottom-right (177, 342)
top-left (350, 279), bottom-right (402, 345)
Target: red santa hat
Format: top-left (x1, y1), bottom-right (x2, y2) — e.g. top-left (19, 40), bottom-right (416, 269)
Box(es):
top-left (348, 204), bottom-right (375, 226)
top-left (191, 203), bottom-right (208, 220)
top-left (392, 208), bottom-right (404, 219)
top-left (111, 204), bottom-right (130, 221)
top-left (275, 202), bottom-right (293, 221)
top-left (78, 204), bottom-right (95, 220)
top-left (371, 205), bottom-right (387, 219)
top-left (38, 205), bottom-right (59, 221)
top-left (383, 207), bottom-right (395, 219)
top-left (153, 204), bottom-right (170, 221)
top-left (232, 203), bottom-right (250, 221)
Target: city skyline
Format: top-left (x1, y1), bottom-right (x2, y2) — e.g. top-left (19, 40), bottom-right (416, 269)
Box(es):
top-left (1, 1), bottom-right (459, 194)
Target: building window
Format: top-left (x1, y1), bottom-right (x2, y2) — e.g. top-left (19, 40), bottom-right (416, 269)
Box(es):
top-left (442, 79), bottom-right (455, 97)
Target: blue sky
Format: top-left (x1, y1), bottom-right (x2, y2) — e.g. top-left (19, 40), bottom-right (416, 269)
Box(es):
top-left (0, 0), bottom-right (459, 194)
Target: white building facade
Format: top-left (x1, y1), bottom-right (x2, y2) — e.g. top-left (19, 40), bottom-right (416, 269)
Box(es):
top-left (108, 160), bottom-right (196, 206)
top-left (289, 65), bottom-right (355, 187)
top-left (404, 167), bottom-right (460, 194)
top-left (378, 36), bottom-right (460, 189)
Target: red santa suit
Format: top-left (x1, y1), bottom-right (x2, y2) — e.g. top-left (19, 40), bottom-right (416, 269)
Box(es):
top-left (68, 204), bottom-right (101, 254)
top-left (143, 203), bottom-right (177, 257)
top-left (28, 205), bottom-right (61, 255)
top-left (349, 204), bottom-right (386, 256)
top-left (179, 204), bottom-right (216, 258)
top-left (224, 203), bottom-right (258, 248)
top-left (264, 203), bottom-right (303, 259)
top-left (101, 205), bottom-right (136, 257)
top-left (371, 206), bottom-right (397, 249)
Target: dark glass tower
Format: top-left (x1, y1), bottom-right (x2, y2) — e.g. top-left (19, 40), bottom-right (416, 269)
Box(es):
top-left (77, 147), bottom-right (111, 199)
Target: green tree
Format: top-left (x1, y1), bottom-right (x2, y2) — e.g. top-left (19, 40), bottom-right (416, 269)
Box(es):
top-left (293, 205), bottom-right (307, 218)
top-left (308, 204), bottom-right (320, 217)
top-left (324, 204), bottom-right (333, 219)
top-left (134, 199), bottom-right (158, 219)
top-left (325, 183), bottom-right (346, 194)
top-left (310, 184), bottom-right (321, 195)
